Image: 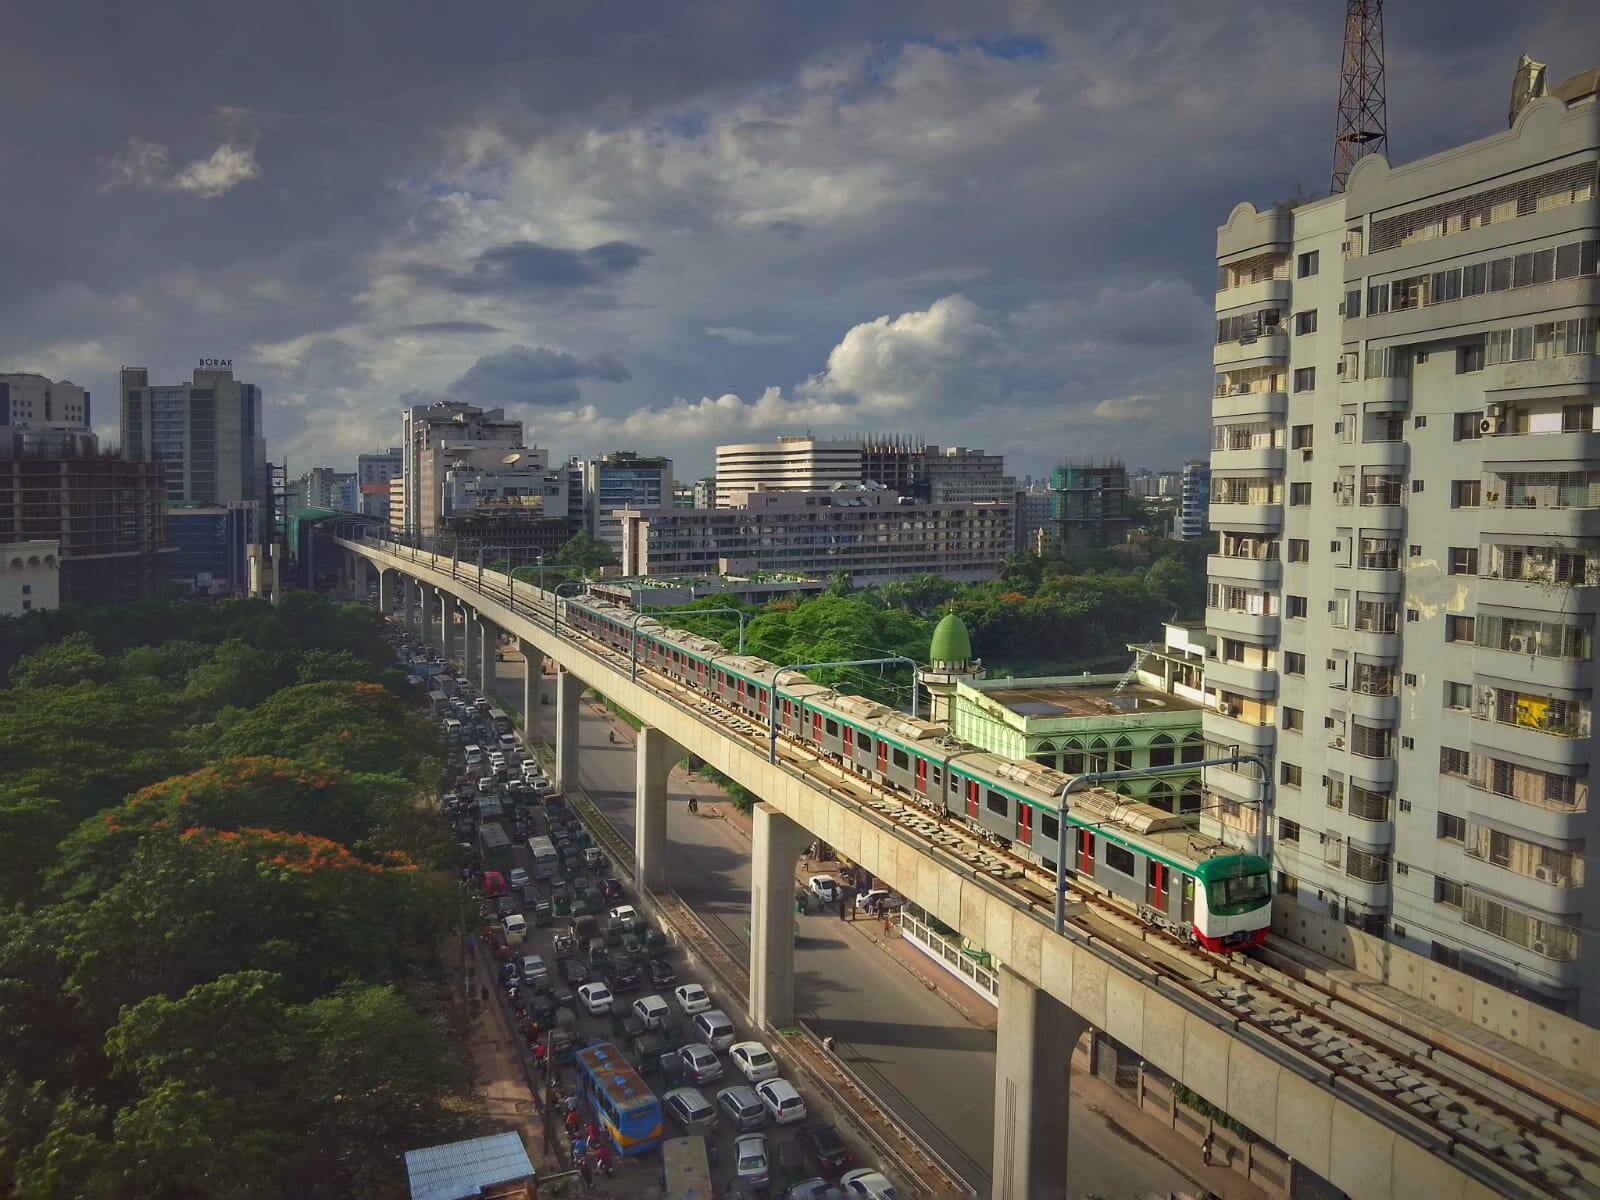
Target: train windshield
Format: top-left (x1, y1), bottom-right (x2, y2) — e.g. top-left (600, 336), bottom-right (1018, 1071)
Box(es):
top-left (1210, 870), bottom-right (1270, 911)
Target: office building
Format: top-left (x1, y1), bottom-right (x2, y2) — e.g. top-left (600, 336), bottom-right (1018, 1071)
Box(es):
top-left (1050, 462), bottom-right (1131, 556)
top-left (0, 445), bottom-right (169, 604)
top-left (118, 365), bottom-right (267, 516)
top-left (618, 486), bottom-right (1012, 585)
top-left (166, 501), bottom-right (263, 597)
top-left (1205, 66), bottom-right (1600, 1018)
top-left (1015, 488), bottom-right (1055, 554)
top-left (715, 437), bottom-right (860, 507)
top-left (692, 477), bottom-right (716, 509)
top-left (356, 447), bottom-right (403, 521)
top-left (400, 401), bottom-right (523, 536)
top-left (299, 466), bottom-right (357, 513)
top-left (1, 373), bottom-right (90, 432)
top-left (1179, 458), bottom-right (1212, 540)
top-left (672, 481), bottom-right (696, 508)
top-left (0, 540), bottom-right (60, 616)
top-left (583, 452), bottom-right (672, 551)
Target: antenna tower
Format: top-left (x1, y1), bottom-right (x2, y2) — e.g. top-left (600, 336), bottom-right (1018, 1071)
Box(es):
top-left (1330, 0), bottom-right (1388, 193)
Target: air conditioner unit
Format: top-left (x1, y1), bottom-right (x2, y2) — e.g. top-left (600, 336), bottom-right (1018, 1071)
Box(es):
top-left (1506, 635), bottom-right (1527, 653)
top-left (1302, 448), bottom-right (1314, 462)
top-left (1479, 416), bottom-right (1503, 435)
top-left (1532, 939), bottom-right (1550, 957)
top-left (1486, 401), bottom-right (1506, 418)
top-left (1332, 736), bottom-right (1346, 750)
top-left (1533, 864), bottom-right (1554, 883)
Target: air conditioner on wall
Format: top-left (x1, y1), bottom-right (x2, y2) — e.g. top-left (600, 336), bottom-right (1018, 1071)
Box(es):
top-left (1480, 416), bottom-right (1503, 435)
top-left (1507, 636), bottom-right (1527, 653)
top-left (1533, 940), bottom-right (1550, 957)
top-left (1533, 864), bottom-right (1554, 882)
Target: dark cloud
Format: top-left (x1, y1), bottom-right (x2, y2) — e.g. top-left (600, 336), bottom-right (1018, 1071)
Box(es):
top-left (445, 344), bottom-right (631, 407)
top-left (395, 320), bottom-right (504, 335)
top-left (409, 240), bottom-right (650, 299)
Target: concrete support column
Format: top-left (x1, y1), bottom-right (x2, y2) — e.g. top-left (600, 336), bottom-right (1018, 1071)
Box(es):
top-left (555, 669), bottom-right (582, 791)
top-left (437, 590), bottom-right (453, 656)
top-left (464, 610), bottom-right (479, 687)
top-left (992, 967), bottom-right (1085, 1200)
top-left (419, 585), bottom-right (433, 644)
top-left (479, 618), bottom-right (494, 695)
top-left (378, 569), bottom-right (392, 617)
top-left (749, 802), bottom-right (807, 1029)
top-left (403, 577), bottom-right (415, 629)
top-left (635, 726), bottom-right (681, 891)
top-left (519, 638), bottom-right (543, 743)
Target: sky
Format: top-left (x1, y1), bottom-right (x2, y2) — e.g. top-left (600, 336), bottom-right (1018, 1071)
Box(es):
top-left (3, 2), bottom-right (1596, 481)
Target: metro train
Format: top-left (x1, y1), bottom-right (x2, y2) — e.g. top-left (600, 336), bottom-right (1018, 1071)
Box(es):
top-left (562, 595), bottom-right (1272, 952)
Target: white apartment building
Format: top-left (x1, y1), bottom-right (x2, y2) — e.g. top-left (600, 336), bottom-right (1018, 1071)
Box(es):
top-left (0, 540), bottom-right (60, 616)
top-left (715, 437), bottom-right (862, 507)
top-left (400, 402), bottom-right (523, 536)
top-left (1204, 69), bottom-right (1600, 1019)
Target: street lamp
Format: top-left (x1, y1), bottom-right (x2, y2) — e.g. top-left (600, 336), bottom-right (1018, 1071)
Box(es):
top-left (551, 579), bottom-right (586, 637)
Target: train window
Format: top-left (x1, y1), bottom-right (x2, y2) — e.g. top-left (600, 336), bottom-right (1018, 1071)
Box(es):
top-left (1105, 844), bottom-right (1136, 876)
top-left (1040, 813), bottom-right (1059, 842)
top-left (824, 719), bottom-right (839, 737)
top-left (931, 767), bottom-right (942, 788)
top-left (985, 789), bottom-right (1008, 816)
top-left (858, 734), bottom-right (872, 755)
top-left (892, 748), bottom-right (909, 770)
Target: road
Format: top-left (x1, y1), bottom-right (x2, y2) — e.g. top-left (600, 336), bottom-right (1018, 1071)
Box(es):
top-left (489, 653), bottom-right (1191, 1199)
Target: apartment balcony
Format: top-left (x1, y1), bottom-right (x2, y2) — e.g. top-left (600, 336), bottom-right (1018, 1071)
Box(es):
top-left (1358, 440), bottom-right (1410, 469)
top-left (1345, 376), bottom-right (1410, 408)
top-left (1479, 429), bottom-right (1600, 468)
top-left (1215, 276), bottom-right (1291, 314)
top-left (1214, 331), bottom-right (1289, 369)
top-left (1348, 627), bottom-right (1401, 660)
top-left (1206, 604), bottom-right (1280, 641)
top-left (1461, 848), bottom-right (1585, 918)
top-left (1209, 501), bottom-right (1282, 533)
top-left (1469, 714), bottom-right (1591, 768)
top-left (1203, 708), bottom-right (1277, 752)
top-left (1204, 657), bottom-right (1277, 698)
top-left (1466, 776), bottom-right (1588, 842)
top-left (1211, 446), bottom-right (1286, 474)
top-left (1207, 553), bottom-right (1281, 587)
top-left (1477, 573), bottom-right (1600, 616)
top-left (1349, 687), bottom-right (1399, 724)
top-left (1482, 354), bottom-right (1600, 397)
top-left (1212, 388), bottom-right (1287, 420)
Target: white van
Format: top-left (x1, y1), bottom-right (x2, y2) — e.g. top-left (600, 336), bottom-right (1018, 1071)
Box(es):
top-left (444, 718), bottom-right (463, 742)
top-left (503, 913), bottom-right (528, 946)
top-left (633, 994), bottom-right (671, 1030)
top-left (464, 744), bottom-right (484, 767)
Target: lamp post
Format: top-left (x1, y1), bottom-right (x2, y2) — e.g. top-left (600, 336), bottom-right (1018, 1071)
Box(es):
top-left (551, 580), bottom-right (586, 637)
top-left (639, 605), bottom-right (748, 655)
top-left (767, 655), bottom-right (920, 763)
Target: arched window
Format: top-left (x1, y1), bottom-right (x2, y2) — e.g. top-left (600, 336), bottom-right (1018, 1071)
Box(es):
top-left (1114, 782), bottom-right (1133, 796)
top-left (1180, 778), bottom-right (1203, 813)
top-left (1113, 734), bottom-right (1134, 771)
top-left (1031, 739), bottom-right (1057, 767)
top-left (1181, 730), bottom-right (1205, 764)
top-left (1148, 732), bottom-right (1176, 768)
top-left (1148, 780), bottom-right (1175, 813)
top-left (1088, 736), bottom-right (1109, 772)
top-left (26, 556), bottom-right (40, 568)
top-left (1062, 737), bottom-right (1085, 775)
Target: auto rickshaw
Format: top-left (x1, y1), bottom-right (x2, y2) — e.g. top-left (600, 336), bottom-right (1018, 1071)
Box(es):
top-left (547, 1027), bottom-right (578, 1066)
top-left (630, 1030), bottom-right (665, 1073)
top-left (644, 929), bottom-right (670, 958)
top-left (552, 930), bottom-right (577, 959)
top-left (532, 900), bottom-right (553, 927)
top-left (570, 891), bottom-right (593, 919)
top-left (611, 1013), bottom-right (645, 1044)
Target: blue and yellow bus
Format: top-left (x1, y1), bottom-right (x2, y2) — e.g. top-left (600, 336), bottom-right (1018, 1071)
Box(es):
top-left (576, 1042), bottom-right (662, 1156)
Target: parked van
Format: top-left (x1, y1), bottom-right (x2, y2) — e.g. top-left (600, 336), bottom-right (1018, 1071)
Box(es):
top-left (464, 744), bottom-right (484, 767)
top-left (693, 1009), bottom-right (736, 1052)
top-left (444, 718), bottom-right (463, 742)
top-left (503, 912), bottom-right (528, 946)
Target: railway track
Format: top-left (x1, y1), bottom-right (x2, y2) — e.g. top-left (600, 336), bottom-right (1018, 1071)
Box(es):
top-left (380, 546), bottom-right (1600, 1198)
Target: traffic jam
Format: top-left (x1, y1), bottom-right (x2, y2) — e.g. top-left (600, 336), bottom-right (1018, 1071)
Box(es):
top-left (390, 623), bottom-right (897, 1199)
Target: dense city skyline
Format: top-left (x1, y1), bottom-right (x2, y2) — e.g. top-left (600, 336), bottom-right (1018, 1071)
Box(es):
top-left (3, 2), bottom-right (1594, 480)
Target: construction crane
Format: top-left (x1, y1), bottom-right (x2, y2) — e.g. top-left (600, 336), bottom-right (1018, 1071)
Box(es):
top-left (1330, 0), bottom-right (1389, 193)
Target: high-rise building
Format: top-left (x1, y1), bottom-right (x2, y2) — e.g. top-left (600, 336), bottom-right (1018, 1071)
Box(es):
top-left (672, 481), bottom-right (695, 508)
top-left (166, 501), bottom-right (263, 597)
top-left (1, 372), bottom-right (90, 432)
top-left (1014, 488), bottom-right (1054, 554)
top-left (692, 477), bottom-right (715, 509)
top-left (922, 446), bottom-right (1015, 505)
top-left (583, 452), bottom-right (672, 551)
top-left (858, 434), bottom-right (927, 497)
top-left (400, 401), bottom-right (523, 537)
top-left (119, 365), bottom-right (267, 516)
top-left (299, 466), bottom-right (357, 512)
top-left (1179, 459), bottom-right (1212, 540)
top-left (715, 437), bottom-right (861, 507)
top-left (1050, 462), bottom-right (1130, 556)
top-left (1204, 66), bottom-right (1600, 1019)
top-left (357, 447), bottom-right (403, 520)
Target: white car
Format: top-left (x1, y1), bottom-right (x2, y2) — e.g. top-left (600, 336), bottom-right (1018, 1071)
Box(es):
top-left (633, 994), bottom-right (671, 1030)
top-left (729, 1041), bottom-right (779, 1083)
top-left (521, 760), bottom-right (543, 782)
top-left (840, 1169), bottom-right (897, 1199)
top-left (520, 954), bottom-right (548, 984)
top-left (508, 867), bottom-right (529, 890)
top-left (755, 1078), bottom-right (807, 1125)
top-left (488, 750), bottom-right (506, 770)
top-left (734, 1133), bottom-right (770, 1190)
top-left (808, 875), bottom-right (840, 903)
top-left (610, 904), bottom-right (640, 930)
top-left (477, 775), bottom-right (496, 794)
top-left (675, 983), bottom-right (712, 1015)
top-left (577, 982), bottom-right (614, 1015)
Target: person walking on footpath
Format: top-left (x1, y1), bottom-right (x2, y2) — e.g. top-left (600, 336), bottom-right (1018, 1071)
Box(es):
top-left (1201, 1131), bottom-right (1214, 1167)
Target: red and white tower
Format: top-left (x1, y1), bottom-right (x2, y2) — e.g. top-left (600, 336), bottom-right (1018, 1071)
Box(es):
top-left (1330, 0), bottom-right (1389, 193)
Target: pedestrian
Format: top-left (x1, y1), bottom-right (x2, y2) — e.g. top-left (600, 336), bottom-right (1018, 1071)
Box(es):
top-left (571, 1134), bottom-right (587, 1161)
top-left (822, 1035), bottom-right (837, 1053)
top-left (578, 1155), bottom-right (595, 1186)
top-left (479, 985), bottom-right (489, 1005)
top-left (883, 913), bottom-right (893, 936)
top-left (1201, 1131), bottom-right (1214, 1167)
top-left (838, 898), bottom-right (847, 921)
top-left (586, 1122), bottom-right (600, 1145)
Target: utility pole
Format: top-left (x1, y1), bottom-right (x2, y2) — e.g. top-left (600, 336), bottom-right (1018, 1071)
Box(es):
top-left (1330, 0), bottom-right (1388, 193)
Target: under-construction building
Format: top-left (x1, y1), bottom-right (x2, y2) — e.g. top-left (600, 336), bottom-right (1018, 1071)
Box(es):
top-left (1050, 461), bottom-right (1131, 557)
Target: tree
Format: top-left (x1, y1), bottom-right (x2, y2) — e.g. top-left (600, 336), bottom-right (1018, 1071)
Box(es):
top-left (214, 680), bottom-right (438, 775)
top-left (9, 632), bottom-right (108, 689)
top-left (553, 530), bottom-right (617, 571)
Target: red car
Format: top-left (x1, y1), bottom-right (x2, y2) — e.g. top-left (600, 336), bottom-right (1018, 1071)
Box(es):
top-left (600, 877), bottom-right (625, 902)
top-left (482, 870), bottom-right (507, 896)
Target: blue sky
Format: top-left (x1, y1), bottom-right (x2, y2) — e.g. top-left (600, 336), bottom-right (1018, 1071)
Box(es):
top-left (2, 1), bottom-right (1595, 478)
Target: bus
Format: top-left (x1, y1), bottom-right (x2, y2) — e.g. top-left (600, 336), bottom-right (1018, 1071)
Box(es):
top-left (488, 708), bottom-right (513, 734)
top-left (576, 1042), bottom-right (662, 1156)
top-left (660, 1135), bottom-right (713, 1200)
top-left (527, 836), bottom-right (559, 881)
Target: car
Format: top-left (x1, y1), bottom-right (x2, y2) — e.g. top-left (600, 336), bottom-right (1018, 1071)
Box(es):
top-left (633, 994), bottom-right (671, 1030)
top-left (609, 904), bottom-right (640, 930)
top-left (600, 877), bottom-right (625, 902)
top-left (577, 982), bottom-right (614, 1015)
top-left (477, 775), bottom-right (496, 794)
top-left (662, 1086), bottom-right (718, 1136)
top-left (488, 750), bottom-right (506, 769)
top-left (693, 1009), bottom-right (736, 1052)
top-left (808, 875), bottom-right (840, 903)
top-left (674, 983), bottom-right (712, 1015)
top-left (519, 884), bottom-right (540, 908)
top-left (559, 958), bottom-right (590, 986)
top-left (733, 1133), bottom-right (770, 1190)
top-left (464, 745), bottom-right (484, 766)
top-left (508, 867), bottom-right (530, 890)
top-left (797, 1125), bottom-right (853, 1175)
top-left (715, 1084), bottom-right (767, 1131)
top-left (495, 895), bottom-right (518, 918)
top-left (839, 1169), bottom-right (897, 1199)
top-left (854, 888), bottom-right (901, 913)
top-left (678, 1042), bottom-right (723, 1085)
top-left (647, 958), bottom-right (677, 988)
top-left (502, 912), bottom-right (527, 939)
top-left (755, 1078), bottom-right (807, 1125)
top-left (498, 733), bottom-right (518, 753)
top-left (787, 1179), bottom-right (846, 1200)
top-left (730, 1041), bottom-right (779, 1083)
top-left (607, 961), bottom-right (644, 994)
top-left (519, 954), bottom-right (548, 984)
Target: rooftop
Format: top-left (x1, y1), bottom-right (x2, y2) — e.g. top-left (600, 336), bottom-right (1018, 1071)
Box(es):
top-left (974, 675), bottom-right (1201, 719)
top-left (403, 1131), bottom-right (533, 1200)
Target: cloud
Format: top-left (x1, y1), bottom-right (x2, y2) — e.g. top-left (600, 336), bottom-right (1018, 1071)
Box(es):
top-left (444, 344), bottom-right (631, 407)
top-left (409, 239), bottom-right (649, 299)
top-left (705, 326), bottom-right (796, 345)
top-left (106, 138), bottom-right (258, 198)
top-left (1091, 395), bottom-right (1154, 420)
top-left (395, 320), bottom-right (504, 335)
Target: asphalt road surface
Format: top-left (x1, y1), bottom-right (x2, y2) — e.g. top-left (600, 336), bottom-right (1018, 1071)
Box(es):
top-left (491, 655), bottom-right (1191, 1200)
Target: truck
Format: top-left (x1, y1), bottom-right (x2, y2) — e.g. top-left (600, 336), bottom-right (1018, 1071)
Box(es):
top-left (477, 822), bottom-right (514, 874)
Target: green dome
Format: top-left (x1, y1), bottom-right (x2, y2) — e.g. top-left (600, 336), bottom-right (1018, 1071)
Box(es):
top-left (929, 612), bottom-right (973, 665)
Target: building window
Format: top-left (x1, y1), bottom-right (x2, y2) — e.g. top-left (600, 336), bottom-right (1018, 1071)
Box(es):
top-left (1061, 739), bottom-right (1084, 774)
top-left (1294, 310), bottom-right (1319, 335)
top-left (1284, 651), bottom-right (1305, 675)
top-left (1281, 762), bottom-right (1302, 788)
top-left (1438, 813), bottom-right (1466, 842)
top-left (1298, 250), bottom-right (1320, 278)
top-left (1448, 547), bottom-right (1478, 575)
top-left (1435, 878), bottom-right (1465, 908)
top-left (1292, 424), bottom-right (1314, 450)
top-left (1454, 411), bottom-right (1483, 440)
top-left (1287, 538), bottom-right (1309, 562)
top-left (1293, 367), bottom-right (1316, 393)
top-left (1147, 733), bottom-right (1175, 768)
top-left (1445, 615), bottom-right (1476, 643)
top-left (1105, 844), bottom-right (1136, 876)
top-left (1439, 746), bottom-right (1469, 777)
top-left (1457, 343), bottom-right (1486, 373)
top-left (1411, 479), bottom-right (1425, 494)
top-left (1287, 595), bottom-right (1307, 619)
top-left (1444, 681), bottom-right (1472, 709)
top-left (1450, 480), bottom-right (1481, 508)
top-left (1282, 707), bottom-right (1303, 732)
